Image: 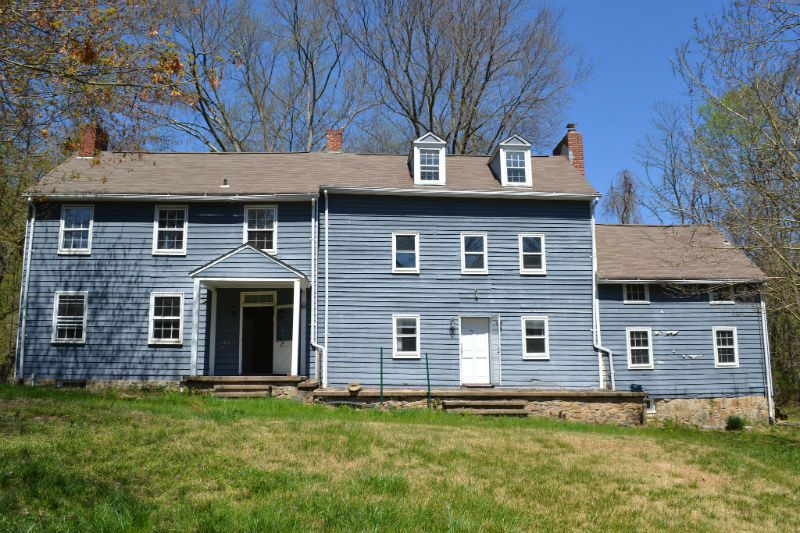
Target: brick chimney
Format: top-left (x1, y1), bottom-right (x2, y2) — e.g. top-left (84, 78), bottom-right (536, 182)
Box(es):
top-left (552, 123), bottom-right (584, 176)
top-left (325, 128), bottom-right (343, 153)
top-left (77, 122), bottom-right (109, 157)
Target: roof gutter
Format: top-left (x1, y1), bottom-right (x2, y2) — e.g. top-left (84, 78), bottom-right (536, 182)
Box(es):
top-left (597, 277), bottom-right (768, 284)
top-left (23, 192), bottom-right (319, 202)
top-left (320, 186), bottom-right (600, 201)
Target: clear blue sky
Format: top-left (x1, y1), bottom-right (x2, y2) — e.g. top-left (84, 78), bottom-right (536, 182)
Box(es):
top-left (552, 0), bottom-right (727, 214)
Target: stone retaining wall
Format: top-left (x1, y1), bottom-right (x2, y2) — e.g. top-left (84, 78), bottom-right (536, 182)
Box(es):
top-left (523, 399), bottom-right (642, 426)
top-left (18, 378), bottom-right (179, 390)
top-left (647, 396), bottom-right (769, 426)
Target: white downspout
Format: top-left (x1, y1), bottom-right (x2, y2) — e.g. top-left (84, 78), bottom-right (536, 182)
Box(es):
top-left (310, 197), bottom-right (317, 379)
top-left (760, 292), bottom-right (775, 423)
top-left (590, 201), bottom-right (615, 390)
top-left (15, 200), bottom-right (34, 383)
top-left (323, 190), bottom-right (329, 387)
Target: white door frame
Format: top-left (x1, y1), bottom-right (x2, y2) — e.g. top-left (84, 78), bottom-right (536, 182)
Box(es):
top-left (238, 290), bottom-right (277, 375)
top-left (458, 315), bottom-right (492, 386)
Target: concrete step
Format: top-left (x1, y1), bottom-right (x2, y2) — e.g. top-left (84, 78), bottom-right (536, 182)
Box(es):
top-left (441, 399), bottom-right (527, 409)
top-left (213, 384), bottom-right (273, 392)
top-left (448, 408), bottom-right (529, 417)
top-left (213, 391), bottom-right (271, 398)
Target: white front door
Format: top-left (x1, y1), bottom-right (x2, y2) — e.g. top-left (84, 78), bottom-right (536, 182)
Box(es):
top-left (460, 317), bottom-right (491, 384)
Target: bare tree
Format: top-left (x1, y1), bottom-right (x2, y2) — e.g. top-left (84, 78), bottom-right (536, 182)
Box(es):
top-left (337, 0), bottom-right (589, 154)
top-left (601, 169), bottom-right (643, 224)
top-left (643, 0), bottom-right (800, 403)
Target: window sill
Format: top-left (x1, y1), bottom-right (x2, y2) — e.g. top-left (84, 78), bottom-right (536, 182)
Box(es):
top-left (623, 301), bottom-right (650, 305)
top-left (715, 363), bottom-right (739, 369)
top-left (149, 341), bottom-right (184, 346)
top-left (628, 365), bottom-right (654, 370)
top-left (522, 355), bottom-right (549, 360)
top-left (392, 353), bottom-right (420, 359)
top-left (392, 270), bottom-right (420, 274)
top-left (153, 250), bottom-right (187, 256)
top-left (461, 270), bottom-right (488, 275)
top-left (58, 250), bottom-right (91, 256)
top-left (520, 270), bottom-right (547, 276)
top-left (51, 340), bottom-right (86, 345)
top-left (709, 301), bottom-right (736, 305)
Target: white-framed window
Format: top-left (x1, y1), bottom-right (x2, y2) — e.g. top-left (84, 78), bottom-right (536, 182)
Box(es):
top-left (51, 291), bottom-right (88, 343)
top-left (392, 314), bottom-right (420, 358)
top-left (626, 327), bottom-right (653, 369)
top-left (412, 133), bottom-right (447, 185)
top-left (623, 284), bottom-right (650, 304)
top-left (392, 232), bottom-right (420, 273)
top-left (419, 149), bottom-right (440, 182)
top-left (518, 233), bottom-right (546, 274)
top-left (505, 151), bottom-right (527, 183)
top-left (152, 206), bottom-right (188, 255)
top-left (461, 233), bottom-right (488, 274)
top-left (58, 205), bottom-right (93, 254)
top-left (522, 316), bottom-right (549, 359)
top-left (148, 292), bottom-right (184, 345)
top-left (713, 326), bottom-right (739, 368)
top-left (243, 205), bottom-right (277, 253)
top-left (709, 285), bottom-right (735, 304)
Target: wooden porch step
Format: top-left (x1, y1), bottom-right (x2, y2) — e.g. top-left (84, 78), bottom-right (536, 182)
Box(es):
top-left (441, 399), bottom-right (527, 409)
top-left (213, 391), bottom-right (271, 398)
top-left (447, 408), bottom-right (529, 417)
top-left (213, 384), bottom-right (273, 392)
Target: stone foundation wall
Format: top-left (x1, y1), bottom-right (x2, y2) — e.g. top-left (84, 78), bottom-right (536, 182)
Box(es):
top-left (523, 399), bottom-right (642, 426)
top-left (647, 396), bottom-right (769, 426)
top-left (18, 378), bottom-right (180, 390)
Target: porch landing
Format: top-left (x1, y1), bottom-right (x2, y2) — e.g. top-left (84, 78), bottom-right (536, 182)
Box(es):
top-left (181, 375), bottom-right (317, 398)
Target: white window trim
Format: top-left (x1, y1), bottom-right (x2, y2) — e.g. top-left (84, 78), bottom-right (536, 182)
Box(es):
top-left (626, 326), bottom-right (654, 370)
top-left (391, 232), bottom-right (420, 274)
top-left (148, 292), bottom-right (184, 345)
top-left (623, 283), bottom-right (650, 304)
top-left (709, 285), bottom-right (735, 305)
top-left (412, 145), bottom-right (447, 186)
top-left (152, 205), bottom-right (188, 256)
top-left (500, 148), bottom-right (532, 187)
top-left (392, 314), bottom-right (421, 359)
top-left (51, 291), bottom-right (88, 344)
top-left (460, 232), bottom-right (488, 274)
top-left (58, 204), bottom-right (94, 255)
top-left (518, 233), bottom-right (546, 275)
top-left (521, 315), bottom-right (549, 360)
top-left (243, 205), bottom-right (278, 253)
top-left (713, 326), bottom-right (740, 368)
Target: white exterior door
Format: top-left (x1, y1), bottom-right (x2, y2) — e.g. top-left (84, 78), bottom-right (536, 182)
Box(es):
top-left (460, 317), bottom-right (491, 384)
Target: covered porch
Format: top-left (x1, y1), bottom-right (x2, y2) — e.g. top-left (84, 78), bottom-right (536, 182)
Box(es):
top-left (188, 244), bottom-right (311, 377)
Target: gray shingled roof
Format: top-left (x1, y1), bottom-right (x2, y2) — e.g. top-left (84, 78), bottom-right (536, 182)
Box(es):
top-left (596, 224), bottom-right (766, 282)
top-left (29, 151), bottom-right (598, 196)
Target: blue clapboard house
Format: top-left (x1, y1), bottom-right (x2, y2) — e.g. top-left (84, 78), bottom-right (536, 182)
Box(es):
top-left (15, 125), bottom-right (774, 421)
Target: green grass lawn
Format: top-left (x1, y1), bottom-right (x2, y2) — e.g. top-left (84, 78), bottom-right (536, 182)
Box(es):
top-left (1, 386), bottom-right (799, 532)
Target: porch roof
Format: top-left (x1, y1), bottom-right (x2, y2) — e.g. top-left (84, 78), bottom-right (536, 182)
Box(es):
top-left (189, 244), bottom-right (309, 288)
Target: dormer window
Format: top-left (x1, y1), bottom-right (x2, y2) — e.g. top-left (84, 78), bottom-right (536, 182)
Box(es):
top-left (411, 132), bottom-right (447, 185)
top-left (489, 134), bottom-right (533, 187)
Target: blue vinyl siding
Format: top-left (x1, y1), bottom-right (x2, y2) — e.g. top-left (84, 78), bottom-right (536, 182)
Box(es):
top-left (19, 201), bottom-right (311, 381)
top-left (598, 284), bottom-right (768, 398)
top-left (319, 194), bottom-right (597, 389)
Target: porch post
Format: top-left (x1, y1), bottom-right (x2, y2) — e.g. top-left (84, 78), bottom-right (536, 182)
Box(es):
top-left (190, 278), bottom-right (200, 376)
top-left (291, 279), bottom-right (300, 375)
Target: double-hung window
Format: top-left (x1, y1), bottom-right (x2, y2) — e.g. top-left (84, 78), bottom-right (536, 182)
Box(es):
top-left (709, 285), bottom-right (735, 304)
top-left (505, 151), bottom-right (527, 183)
top-left (623, 284), bottom-right (649, 304)
top-left (392, 233), bottom-right (419, 273)
top-left (153, 206), bottom-right (187, 255)
top-left (461, 233), bottom-right (488, 274)
top-left (149, 292), bottom-right (184, 345)
top-left (52, 291), bottom-right (88, 343)
top-left (519, 233), bottom-right (546, 274)
top-left (522, 316), bottom-right (549, 359)
top-left (244, 206), bottom-right (277, 253)
top-left (419, 149), bottom-right (440, 182)
top-left (392, 314), bottom-right (420, 358)
top-left (58, 205), bottom-right (93, 254)
top-left (626, 327), bottom-right (653, 369)
top-left (713, 327), bottom-right (739, 368)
